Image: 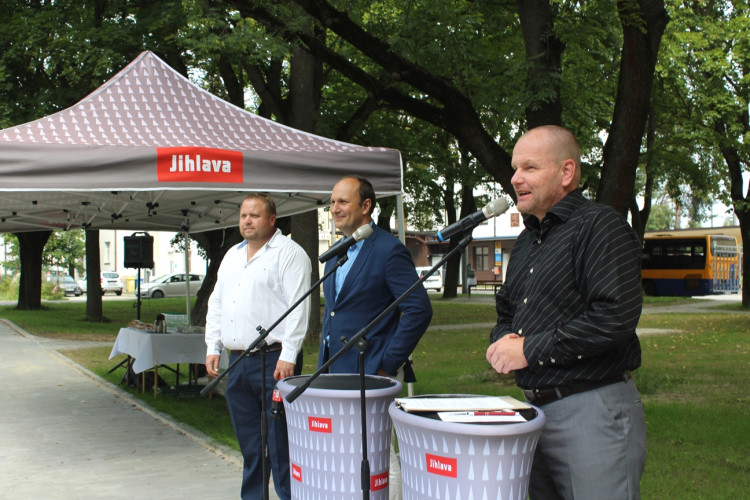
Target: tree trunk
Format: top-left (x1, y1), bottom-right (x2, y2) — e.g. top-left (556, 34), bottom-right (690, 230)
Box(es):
top-left (715, 120), bottom-right (749, 308)
top-left (15, 231), bottom-right (52, 310)
top-left (517, 0), bottom-right (564, 128)
top-left (190, 228), bottom-right (244, 326)
top-left (633, 102), bottom-right (658, 241)
top-left (376, 197), bottom-right (395, 233)
top-left (598, 0), bottom-right (668, 216)
top-left (289, 38), bottom-right (324, 343)
top-left (85, 229), bottom-right (103, 321)
top-left (740, 216), bottom-right (749, 308)
top-left (291, 211), bottom-right (321, 340)
top-left (442, 182), bottom-right (459, 298)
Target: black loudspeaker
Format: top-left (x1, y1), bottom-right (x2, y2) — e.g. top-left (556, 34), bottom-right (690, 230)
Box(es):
top-left (124, 233), bottom-right (154, 269)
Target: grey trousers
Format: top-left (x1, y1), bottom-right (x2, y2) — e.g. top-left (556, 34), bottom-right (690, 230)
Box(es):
top-left (528, 378), bottom-right (646, 500)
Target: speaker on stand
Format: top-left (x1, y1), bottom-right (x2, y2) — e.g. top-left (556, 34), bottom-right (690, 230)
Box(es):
top-left (124, 232), bottom-right (154, 321)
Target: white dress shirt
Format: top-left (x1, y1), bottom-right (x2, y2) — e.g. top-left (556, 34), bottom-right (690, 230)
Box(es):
top-left (205, 229), bottom-right (311, 365)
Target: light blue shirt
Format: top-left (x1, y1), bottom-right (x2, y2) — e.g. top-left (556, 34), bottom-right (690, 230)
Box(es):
top-left (335, 239), bottom-right (364, 299)
top-left (334, 221), bottom-right (375, 299)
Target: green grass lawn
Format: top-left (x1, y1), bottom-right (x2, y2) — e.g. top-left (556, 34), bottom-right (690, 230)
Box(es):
top-left (2, 296), bottom-right (749, 498)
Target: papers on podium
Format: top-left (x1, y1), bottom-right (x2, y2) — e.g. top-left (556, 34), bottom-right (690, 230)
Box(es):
top-left (395, 395), bottom-right (530, 413)
top-left (437, 410), bottom-right (527, 423)
top-left (395, 396), bottom-right (532, 423)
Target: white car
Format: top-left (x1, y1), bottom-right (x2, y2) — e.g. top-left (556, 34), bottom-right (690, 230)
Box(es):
top-left (138, 273), bottom-right (204, 299)
top-left (81, 271), bottom-right (124, 295)
top-left (416, 266), bottom-right (442, 292)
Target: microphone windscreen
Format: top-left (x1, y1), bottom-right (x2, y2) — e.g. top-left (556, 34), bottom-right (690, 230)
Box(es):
top-left (353, 224), bottom-right (374, 241)
top-left (485, 198), bottom-right (510, 217)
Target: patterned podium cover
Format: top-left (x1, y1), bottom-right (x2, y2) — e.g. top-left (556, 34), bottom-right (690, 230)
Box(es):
top-left (277, 374), bottom-right (402, 500)
top-left (389, 399), bottom-right (545, 500)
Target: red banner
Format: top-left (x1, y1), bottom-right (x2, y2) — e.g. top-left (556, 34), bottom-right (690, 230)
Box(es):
top-left (156, 147), bottom-right (243, 183)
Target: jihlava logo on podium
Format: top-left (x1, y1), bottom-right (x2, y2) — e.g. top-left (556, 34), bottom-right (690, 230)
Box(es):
top-left (371, 472), bottom-right (388, 491)
top-left (308, 416), bottom-right (332, 433)
top-left (426, 453), bottom-right (458, 478)
top-left (292, 463), bottom-right (302, 483)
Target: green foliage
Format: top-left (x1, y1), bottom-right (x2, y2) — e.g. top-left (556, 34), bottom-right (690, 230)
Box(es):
top-left (44, 230), bottom-right (86, 277)
top-left (0, 0), bottom-right (747, 297)
top-left (645, 202), bottom-right (676, 231)
top-left (2, 231), bottom-right (85, 282)
top-left (1, 234), bottom-right (19, 274)
top-left (0, 273), bottom-right (68, 300)
top-left (169, 233), bottom-right (206, 261)
top-left (658, 0), bottom-right (749, 211)
top-left (0, 275), bottom-right (19, 299)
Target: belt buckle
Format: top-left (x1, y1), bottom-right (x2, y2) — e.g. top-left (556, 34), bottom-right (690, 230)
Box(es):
top-left (522, 388), bottom-right (548, 405)
top-left (523, 387), bottom-right (564, 406)
top-left (522, 389), bottom-right (536, 403)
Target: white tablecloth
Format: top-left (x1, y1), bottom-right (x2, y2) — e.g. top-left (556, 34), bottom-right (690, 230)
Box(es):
top-left (109, 328), bottom-right (206, 373)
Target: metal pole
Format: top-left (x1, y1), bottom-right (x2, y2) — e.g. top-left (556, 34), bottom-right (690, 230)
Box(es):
top-left (183, 232), bottom-right (191, 325)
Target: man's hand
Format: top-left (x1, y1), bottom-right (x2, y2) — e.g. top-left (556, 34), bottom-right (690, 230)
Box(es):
top-left (205, 354), bottom-right (220, 378)
top-left (274, 360), bottom-right (296, 381)
top-left (486, 334), bottom-right (528, 374)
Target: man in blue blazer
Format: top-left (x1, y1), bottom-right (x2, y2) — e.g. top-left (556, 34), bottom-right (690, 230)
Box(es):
top-left (318, 176), bottom-right (432, 382)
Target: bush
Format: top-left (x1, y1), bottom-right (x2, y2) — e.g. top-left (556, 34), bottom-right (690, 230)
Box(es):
top-left (0, 275), bottom-right (18, 300)
top-left (0, 276), bottom-right (65, 300)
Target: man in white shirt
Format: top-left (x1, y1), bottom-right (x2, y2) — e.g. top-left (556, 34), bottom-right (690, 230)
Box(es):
top-left (205, 193), bottom-right (311, 500)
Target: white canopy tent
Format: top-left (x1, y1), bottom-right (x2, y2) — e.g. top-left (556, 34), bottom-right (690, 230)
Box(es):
top-left (0, 51), bottom-right (406, 327)
top-left (0, 51), bottom-right (403, 234)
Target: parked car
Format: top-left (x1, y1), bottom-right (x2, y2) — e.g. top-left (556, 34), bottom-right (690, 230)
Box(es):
top-left (58, 275), bottom-right (83, 296)
top-left (416, 266), bottom-right (442, 292)
top-left (138, 273), bottom-right (204, 299)
top-left (81, 271), bottom-right (124, 295)
top-left (100, 271), bottom-right (124, 295)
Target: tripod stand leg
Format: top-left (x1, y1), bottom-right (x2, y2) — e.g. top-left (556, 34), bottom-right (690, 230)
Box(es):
top-left (107, 357), bottom-right (128, 374)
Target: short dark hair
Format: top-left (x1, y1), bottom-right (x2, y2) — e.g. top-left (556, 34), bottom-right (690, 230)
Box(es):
top-left (344, 176), bottom-right (376, 215)
top-left (242, 193), bottom-right (276, 216)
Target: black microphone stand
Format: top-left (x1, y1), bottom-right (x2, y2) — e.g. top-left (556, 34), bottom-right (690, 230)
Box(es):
top-left (285, 233), bottom-right (474, 500)
top-left (200, 252), bottom-right (350, 500)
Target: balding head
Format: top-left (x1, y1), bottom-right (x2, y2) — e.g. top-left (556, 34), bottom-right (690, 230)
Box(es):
top-left (511, 125), bottom-right (582, 220)
top-left (521, 125), bottom-right (581, 187)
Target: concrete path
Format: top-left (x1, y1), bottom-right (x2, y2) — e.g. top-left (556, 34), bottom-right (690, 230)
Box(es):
top-left (0, 319), bottom-right (255, 500)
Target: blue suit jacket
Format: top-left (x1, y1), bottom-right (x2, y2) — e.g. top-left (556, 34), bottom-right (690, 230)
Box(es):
top-left (318, 225), bottom-right (432, 382)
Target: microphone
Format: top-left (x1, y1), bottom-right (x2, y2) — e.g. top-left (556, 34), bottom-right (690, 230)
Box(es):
top-left (436, 198), bottom-right (510, 242)
top-left (319, 224), bottom-right (374, 263)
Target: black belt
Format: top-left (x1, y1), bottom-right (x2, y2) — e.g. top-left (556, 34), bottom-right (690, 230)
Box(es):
top-left (522, 371), bottom-right (631, 406)
top-left (231, 343), bottom-right (282, 357)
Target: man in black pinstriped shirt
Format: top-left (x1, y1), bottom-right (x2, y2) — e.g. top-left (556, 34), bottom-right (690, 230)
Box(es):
top-left (486, 125), bottom-right (646, 500)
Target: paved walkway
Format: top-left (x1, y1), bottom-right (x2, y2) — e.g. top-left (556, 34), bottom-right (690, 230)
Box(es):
top-left (0, 319), bottom-right (254, 500)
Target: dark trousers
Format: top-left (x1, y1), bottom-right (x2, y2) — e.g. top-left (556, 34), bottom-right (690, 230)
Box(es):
top-left (225, 350), bottom-right (294, 500)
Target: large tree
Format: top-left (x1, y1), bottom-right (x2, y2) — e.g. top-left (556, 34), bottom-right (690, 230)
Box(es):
top-left (0, 0), bottom-right (191, 313)
top-left (228, 0), bottom-right (667, 216)
top-left (14, 231), bottom-right (51, 310)
top-left (665, 0), bottom-right (750, 306)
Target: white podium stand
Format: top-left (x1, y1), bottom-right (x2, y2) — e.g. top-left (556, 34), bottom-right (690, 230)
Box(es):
top-left (389, 396), bottom-right (545, 500)
top-left (277, 374), bottom-right (402, 499)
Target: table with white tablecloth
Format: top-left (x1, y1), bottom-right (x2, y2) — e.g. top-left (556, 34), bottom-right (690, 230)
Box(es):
top-left (109, 328), bottom-right (206, 397)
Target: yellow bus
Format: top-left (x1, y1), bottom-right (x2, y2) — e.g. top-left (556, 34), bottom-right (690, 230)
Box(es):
top-left (641, 234), bottom-right (741, 296)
